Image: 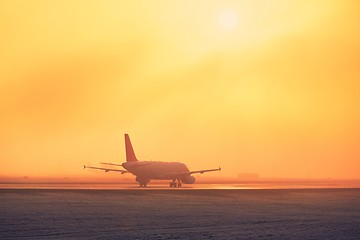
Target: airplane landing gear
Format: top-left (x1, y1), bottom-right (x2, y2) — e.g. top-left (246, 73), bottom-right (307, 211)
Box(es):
top-left (139, 182), bottom-right (147, 187)
top-left (170, 179), bottom-right (182, 188)
top-left (177, 179), bottom-right (182, 187)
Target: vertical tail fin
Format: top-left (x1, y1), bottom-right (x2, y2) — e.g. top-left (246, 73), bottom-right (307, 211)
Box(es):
top-left (124, 134), bottom-right (138, 162)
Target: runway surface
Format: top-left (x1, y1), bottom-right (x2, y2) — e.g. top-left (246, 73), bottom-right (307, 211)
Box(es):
top-left (1, 188), bottom-right (360, 239)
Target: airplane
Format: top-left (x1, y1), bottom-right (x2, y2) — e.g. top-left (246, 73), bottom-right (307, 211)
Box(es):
top-left (84, 134), bottom-right (221, 187)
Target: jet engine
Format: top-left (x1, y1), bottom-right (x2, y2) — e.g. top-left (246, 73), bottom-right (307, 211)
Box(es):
top-left (181, 175), bottom-right (195, 184)
top-left (136, 177), bottom-right (150, 184)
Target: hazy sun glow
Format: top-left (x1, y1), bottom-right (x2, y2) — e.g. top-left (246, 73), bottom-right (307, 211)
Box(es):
top-left (218, 10), bottom-right (239, 30)
top-left (0, 0), bottom-right (359, 180)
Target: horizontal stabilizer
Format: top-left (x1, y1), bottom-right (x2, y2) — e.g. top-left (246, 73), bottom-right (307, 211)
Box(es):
top-left (84, 165), bottom-right (128, 174)
top-left (100, 162), bottom-right (123, 167)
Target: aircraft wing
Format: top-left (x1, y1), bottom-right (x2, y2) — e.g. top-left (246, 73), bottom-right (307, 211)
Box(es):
top-left (187, 167), bottom-right (221, 175)
top-left (160, 167), bottom-right (221, 179)
top-left (83, 165), bottom-right (128, 174)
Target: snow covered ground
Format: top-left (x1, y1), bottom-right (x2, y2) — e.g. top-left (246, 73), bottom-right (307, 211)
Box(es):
top-left (1, 189), bottom-right (360, 239)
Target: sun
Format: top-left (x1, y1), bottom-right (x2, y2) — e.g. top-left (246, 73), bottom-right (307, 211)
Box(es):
top-left (218, 10), bottom-right (239, 30)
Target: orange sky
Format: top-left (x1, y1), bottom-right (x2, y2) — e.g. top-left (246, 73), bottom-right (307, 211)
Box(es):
top-left (1, 0), bottom-right (359, 179)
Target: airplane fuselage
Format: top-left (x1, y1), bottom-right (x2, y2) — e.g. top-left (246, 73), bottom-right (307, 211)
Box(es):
top-left (122, 161), bottom-right (189, 180)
